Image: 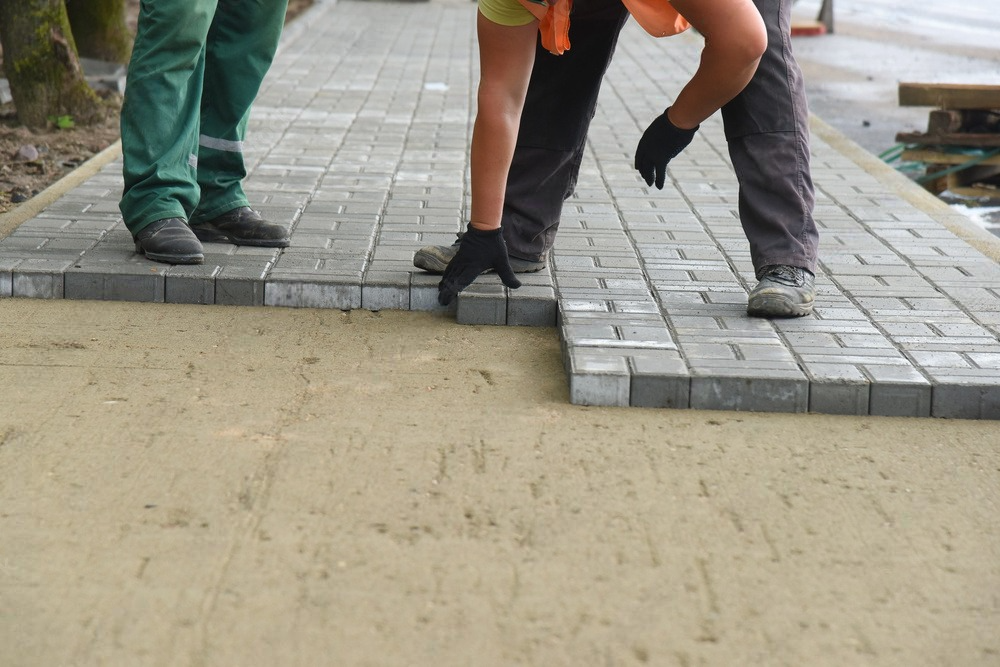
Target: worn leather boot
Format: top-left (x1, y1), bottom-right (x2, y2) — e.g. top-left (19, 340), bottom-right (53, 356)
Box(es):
top-left (134, 217), bottom-right (204, 264)
top-left (747, 265), bottom-right (815, 318)
top-left (192, 206), bottom-right (290, 247)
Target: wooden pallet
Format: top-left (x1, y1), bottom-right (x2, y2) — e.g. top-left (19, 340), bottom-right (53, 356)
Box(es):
top-left (895, 84), bottom-right (1000, 199)
top-left (899, 83), bottom-right (1000, 110)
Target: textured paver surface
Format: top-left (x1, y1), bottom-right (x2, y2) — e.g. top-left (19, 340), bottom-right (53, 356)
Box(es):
top-left (2, 0), bottom-right (1000, 418)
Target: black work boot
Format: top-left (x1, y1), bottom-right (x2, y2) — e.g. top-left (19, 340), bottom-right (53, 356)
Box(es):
top-left (192, 206), bottom-right (290, 247)
top-left (134, 217), bottom-right (204, 265)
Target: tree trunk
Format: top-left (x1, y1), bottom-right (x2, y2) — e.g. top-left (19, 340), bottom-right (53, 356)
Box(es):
top-left (0, 0), bottom-right (104, 130)
top-left (65, 0), bottom-right (132, 63)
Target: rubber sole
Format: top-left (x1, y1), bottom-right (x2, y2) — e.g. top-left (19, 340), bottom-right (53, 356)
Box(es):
top-left (135, 243), bottom-right (204, 265)
top-left (412, 247), bottom-right (452, 273)
top-left (191, 225), bottom-right (290, 248)
top-left (746, 294), bottom-right (814, 318)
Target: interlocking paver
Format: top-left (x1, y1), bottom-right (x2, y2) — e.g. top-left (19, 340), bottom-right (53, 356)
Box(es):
top-left (1, 0), bottom-right (999, 417)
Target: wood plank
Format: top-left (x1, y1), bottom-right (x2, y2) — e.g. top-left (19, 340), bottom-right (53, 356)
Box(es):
top-left (900, 149), bottom-right (1000, 166)
top-left (898, 83), bottom-right (1000, 110)
top-left (895, 132), bottom-right (1000, 148)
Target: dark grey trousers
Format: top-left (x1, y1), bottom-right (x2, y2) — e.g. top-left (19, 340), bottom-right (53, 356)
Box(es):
top-left (502, 0), bottom-right (819, 275)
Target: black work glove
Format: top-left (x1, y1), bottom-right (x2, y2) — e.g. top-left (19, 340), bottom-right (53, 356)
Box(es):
top-left (634, 108), bottom-right (699, 190)
top-left (438, 225), bottom-right (522, 306)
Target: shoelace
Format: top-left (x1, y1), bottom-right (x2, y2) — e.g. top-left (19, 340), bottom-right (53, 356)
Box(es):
top-left (761, 265), bottom-right (802, 286)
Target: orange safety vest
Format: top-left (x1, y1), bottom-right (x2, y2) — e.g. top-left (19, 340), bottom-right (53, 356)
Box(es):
top-left (515, 0), bottom-right (690, 55)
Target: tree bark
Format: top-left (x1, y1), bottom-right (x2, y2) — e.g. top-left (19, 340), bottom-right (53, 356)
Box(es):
top-left (0, 0), bottom-right (105, 130)
top-left (65, 0), bottom-right (132, 63)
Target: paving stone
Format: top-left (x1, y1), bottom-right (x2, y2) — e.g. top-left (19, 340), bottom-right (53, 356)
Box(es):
top-left (362, 271), bottom-right (410, 311)
top-left (629, 351), bottom-right (690, 408)
top-left (865, 365), bottom-right (933, 417)
top-left (0, 258), bottom-right (18, 297)
top-left (64, 258), bottom-right (170, 302)
top-left (163, 264), bottom-right (222, 305)
top-left (409, 272), bottom-right (449, 312)
top-left (563, 323), bottom-right (619, 342)
top-left (456, 284), bottom-right (507, 326)
top-left (507, 285), bottom-right (557, 327)
top-left (265, 277), bottom-right (361, 310)
top-left (12, 259), bottom-right (74, 299)
top-left (566, 348), bottom-right (631, 407)
top-left (932, 381), bottom-right (1000, 420)
top-left (689, 374), bottom-right (809, 413)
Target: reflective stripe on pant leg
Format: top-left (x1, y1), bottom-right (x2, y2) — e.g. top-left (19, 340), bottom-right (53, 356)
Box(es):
top-left (720, 0), bottom-right (818, 273)
top-left (119, 0), bottom-right (218, 234)
top-left (190, 0), bottom-right (289, 223)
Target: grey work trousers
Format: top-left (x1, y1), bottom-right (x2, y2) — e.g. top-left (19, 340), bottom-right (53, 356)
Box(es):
top-left (502, 0), bottom-right (819, 275)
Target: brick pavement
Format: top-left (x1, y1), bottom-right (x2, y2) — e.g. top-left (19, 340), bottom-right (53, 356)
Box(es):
top-left (2, 0), bottom-right (1000, 418)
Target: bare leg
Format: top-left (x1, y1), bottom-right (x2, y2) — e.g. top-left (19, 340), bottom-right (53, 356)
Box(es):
top-left (470, 13), bottom-right (538, 231)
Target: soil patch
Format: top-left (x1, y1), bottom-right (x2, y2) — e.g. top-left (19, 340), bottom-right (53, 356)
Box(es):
top-left (0, 0), bottom-right (314, 217)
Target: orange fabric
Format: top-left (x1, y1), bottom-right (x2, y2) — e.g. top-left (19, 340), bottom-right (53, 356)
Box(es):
top-left (623, 0), bottom-right (690, 38)
top-left (515, 0), bottom-right (571, 55)
top-left (539, 0), bottom-right (572, 55)
top-left (515, 0), bottom-right (689, 56)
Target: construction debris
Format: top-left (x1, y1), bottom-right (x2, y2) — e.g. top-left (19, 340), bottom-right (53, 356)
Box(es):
top-left (896, 83), bottom-right (1000, 200)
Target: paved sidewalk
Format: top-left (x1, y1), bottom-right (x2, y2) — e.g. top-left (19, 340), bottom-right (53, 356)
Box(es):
top-left (2, 0), bottom-right (1000, 418)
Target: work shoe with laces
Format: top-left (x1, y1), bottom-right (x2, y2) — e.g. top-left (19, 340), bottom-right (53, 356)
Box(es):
top-left (413, 232), bottom-right (547, 274)
top-left (192, 206), bottom-right (290, 247)
top-left (746, 264), bottom-right (815, 318)
top-left (134, 217), bottom-right (204, 265)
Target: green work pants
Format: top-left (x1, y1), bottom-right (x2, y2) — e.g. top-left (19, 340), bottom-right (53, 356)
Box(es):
top-left (119, 0), bottom-right (288, 234)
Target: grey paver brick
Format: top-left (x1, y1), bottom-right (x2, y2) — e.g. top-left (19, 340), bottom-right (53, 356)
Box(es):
top-left (408, 273), bottom-right (448, 312)
top-left (265, 278), bottom-right (360, 310)
top-left (164, 264), bottom-right (222, 305)
top-left (0, 258), bottom-right (17, 297)
top-left (932, 382), bottom-right (1000, 420)
top-left (805, 361), bottom-right (873, 412)
top-left (12, 259), bottom-right (75, 299)
top-left (566, 348), bottom-right (631, 407)
top-left (689, 375), bottom-right (809, 413)
top-left (507, 286), bottom-right (557, 327)
top-left (456, 284), bottom-right (507, 326)
top-left (362, 271), bottom-right (410, 311)
top-left (215, 264), bottom-right (268, 307)
top-left (864, 364), bottom-right (933, 417)
top-left (64, 259), bottom-right (171, 302)
top-left (629, 351), bottom-right (690, 408)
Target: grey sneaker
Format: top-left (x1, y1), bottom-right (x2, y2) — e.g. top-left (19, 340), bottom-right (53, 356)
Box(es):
top-left (413, 233), bottom-right (547, 274)
top-left (747, 265), bottom-right (815, 318)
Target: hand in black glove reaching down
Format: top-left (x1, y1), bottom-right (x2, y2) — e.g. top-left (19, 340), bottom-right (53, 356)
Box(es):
top-left (438, 225), bottom-right (522, 306)
top-left (634, 107), bottom-right (699, 190)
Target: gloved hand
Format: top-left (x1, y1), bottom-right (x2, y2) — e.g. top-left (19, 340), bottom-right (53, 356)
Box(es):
top-left (438, 225), bottom-right (522, 306)
top-left (634, 108), bottom-right (698, 190)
